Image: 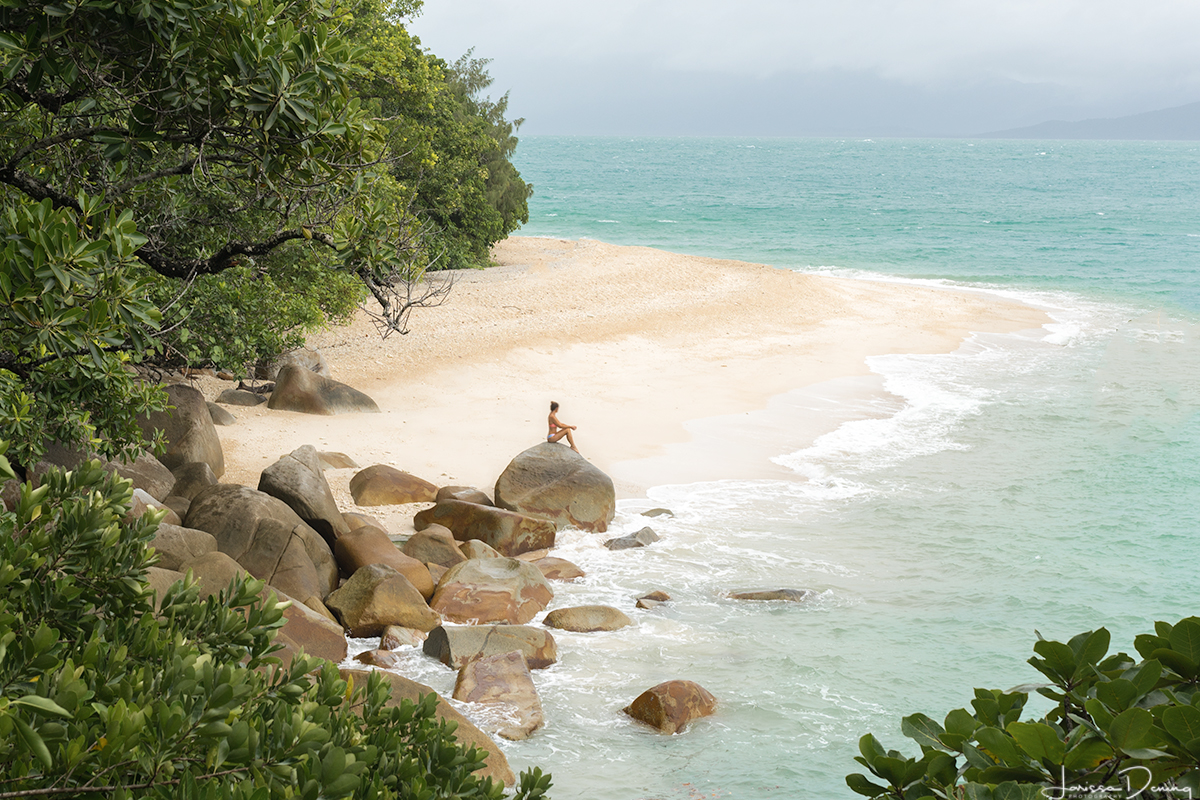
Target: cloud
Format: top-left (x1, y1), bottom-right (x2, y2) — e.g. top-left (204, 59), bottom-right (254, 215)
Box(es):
top-left (411, 0), bottom-right (1200, 91)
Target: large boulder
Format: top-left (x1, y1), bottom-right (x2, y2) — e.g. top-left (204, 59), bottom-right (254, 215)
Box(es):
top-left (402, 524), bottom-right (466, 568)
top-left (460, 540), bottom-right (502, 560)
top-left (543, 605), bottom-right (633, 633)
top-left (413, 500), bottom-right (555, 557)
top-left (324, 563), bottom-right (441, 637)
top-left (430, 558), bottom-right (553, 625)
top-left (267, 365), bottom-right (379, 415)
top-left (333, 526), bottom-right (434, 599)
top-left (453, 651), bottom-right (544, 741)
top-left (258, 445), bottom-right (349, 545)
top-left (622, 680), bottom-right (718, 734)
top-left (205, 403), bottom-right (237, 426)
top-left (149, 523), bottom-right (218, 571)
top-left (183, 484), bottom-right (337, 608)
top-left (137, 383), bottom-right (224, 477)
top-left (494, 442), bottom-right (615, 532)
top-left (349, 465), bottom-right (437, 506)
top-left (423, 624), bottom-right (557, 670)
top-left (146, 567), bottom-right (185, 612)
top-left (340, 668), bottom-right (515, 786)
top-left (273, 589), bottom-right (348, 665)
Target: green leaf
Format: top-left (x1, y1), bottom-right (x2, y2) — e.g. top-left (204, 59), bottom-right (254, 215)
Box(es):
top-left (1063, 738), bottom-right (1114, 771)
top-left (1006, 721), bottom-right (1065, 765)
top-left (1030, 640), bottom-right (1076, 683)
top-left (1162, 705), bottom-right (1200, 745)
top-left (14, 716), bottom-right (52, 768)
top-left (1096, 679), bottom-right (1138, 711)
top-left (1169, 619), bottom-right (1200, 664)
top-left (12, 696), bottom-right (72, 718)
top-left (902, 713), bottom-right (948, 751)
top-left (1108, 707), bottom-right (1155, 755)
top-left (975, 727), bottom-right (1024, 767)
top-left (845, 773), bottom-right (889, 797)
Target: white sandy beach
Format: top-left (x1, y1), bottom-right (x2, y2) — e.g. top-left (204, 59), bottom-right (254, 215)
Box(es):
top-left (199, 236), bottom-right (1047, 530)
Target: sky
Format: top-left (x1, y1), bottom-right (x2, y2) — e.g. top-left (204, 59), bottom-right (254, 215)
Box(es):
top-left (405, 0), bottom-right (1200, 137)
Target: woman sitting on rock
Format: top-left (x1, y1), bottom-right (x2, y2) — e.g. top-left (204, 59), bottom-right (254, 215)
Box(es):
top-left (547, 401), bottom-right (580, 453)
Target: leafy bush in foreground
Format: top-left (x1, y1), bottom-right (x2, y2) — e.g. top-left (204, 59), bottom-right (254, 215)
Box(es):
top-left (0, 445), bottom-right (551, 799)
top-left (847, 619), bottom-right (1200, 799)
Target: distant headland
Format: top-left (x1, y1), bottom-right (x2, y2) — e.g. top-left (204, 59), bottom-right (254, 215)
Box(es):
top-left (975, 100), bottom-right (1200, 140)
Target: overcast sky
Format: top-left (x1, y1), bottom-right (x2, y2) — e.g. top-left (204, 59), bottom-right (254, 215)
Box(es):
top-left (406, 0), bottom-right (1200, 137)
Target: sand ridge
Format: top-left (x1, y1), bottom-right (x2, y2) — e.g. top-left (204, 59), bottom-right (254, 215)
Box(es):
top-left (194, 236), bottom-right (1048, 530)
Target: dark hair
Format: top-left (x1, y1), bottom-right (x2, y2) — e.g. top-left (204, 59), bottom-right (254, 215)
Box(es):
top-left (550, 401), bottom-right (559, 412)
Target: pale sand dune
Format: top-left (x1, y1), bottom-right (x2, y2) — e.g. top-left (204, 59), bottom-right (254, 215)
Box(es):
top-left (201, 237), bottom-right (1047, 531)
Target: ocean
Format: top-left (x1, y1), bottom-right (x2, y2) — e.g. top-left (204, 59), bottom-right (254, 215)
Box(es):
top-left (363, 137), bottom-right (1200, 798)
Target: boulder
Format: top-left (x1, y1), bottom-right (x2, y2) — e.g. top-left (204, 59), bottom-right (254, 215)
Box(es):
top-left (430, 558), bottom-right (553, 625)
top-left (605, 526), bottom-right (659, 550)
top-left (137, 383), bottom-right (225, 477)
top-left (183, 484), bottom-right (337, 607)
top-left (324, 563), bottom-right (441, 637)
top-left (531, 556), bottom-right (585, 582)
top-left (342, 512), bottom-right (385, 532)
top-left (109, 451), bottom-right (175, 501)
top-left (161, 495), bottom-right (191, 520)
top-left (205, 403), bottom-right (237, 426)
top-left (180, 550), bottom-right (247, 597)
top-left (334, 526), bottom-right (434, 599)
top-left (453, 651), bottom-right (544, 741)
top-left (413, 500), bottom-right (555, 557)
top-left (149, 523), bottom-right (218, 571)
top-left (355, 649), bottom-right (403, 669)
top-left (402, 524), bottom-right (466, 568)
top-left (215, 389), bottom-right (266, 407)
top-left (622, 680), bottom-right (718, 734)
top-left (427, 562), bottom-right (448, 585)
top-left (436, 485), bottom-right (494, 506)
top-left (169, 462), bottom-right (218, 502)
top-left (267, 365), bottom-right (380, 415)
top-left (257, 347), bottom-right (331, 381)
top-left (543, 605), bottom-right (633, 633)
top-left (339, 668), bottom-right (515, 786)
top-left (380, 625), bottom-right (427, 650)
top-left (146, 567), bottom-right (185, 612)
top-left (460, 540), bottom-right (503, 560)
top-left (127, 488), bottom-right (179, 525)
top-left (273, 589), bottom-right (348, 665)
top-left (636, 590), bottom-right (672, 609)
top-left (349, 465), bottom-right (437, 506)
top-left (728, 588), bottom-right (814, 602)
top-left (317, 451), bottom-right (359, 470)
top-left (258, 444), bottom-right (349, 545)
top-left (642, 507), bottom-right (674, 518)
top-left (423, 624), bottom-right (557, 670)
top-left (494, 442), bottom-right (615, 532)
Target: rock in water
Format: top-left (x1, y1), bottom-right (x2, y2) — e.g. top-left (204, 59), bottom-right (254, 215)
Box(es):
top-left (622, 680), bottom-right (718, 734)
top-left (414, 499), bottom-right (555, 556)
top-left (494, 442), bottom-right (615, 532)
top-left (453, 651), bottom-right (545, 741)
top-left (543, 605), bottom-right (633, 632)
top-left (728, 589), bottom-right (814, 602)
top-left (430, 558), bottom-right (553, 624)
top-left (423, 624), bottom-right (557, 669)
top-left (324, 563), bottom-right (441, 636)
top-left (267, 365), bottom-right (380, 415)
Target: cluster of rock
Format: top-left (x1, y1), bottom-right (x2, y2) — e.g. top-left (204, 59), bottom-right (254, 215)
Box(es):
top-left (5, 350), bottom-right (819, 780)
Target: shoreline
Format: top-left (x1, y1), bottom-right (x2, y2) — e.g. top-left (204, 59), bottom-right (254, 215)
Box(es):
top-left (197, 236), bottom-right (1049, 531)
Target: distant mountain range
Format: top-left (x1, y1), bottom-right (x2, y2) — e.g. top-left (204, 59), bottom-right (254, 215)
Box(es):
top-left (977, 101), bottom-right (1200, 140)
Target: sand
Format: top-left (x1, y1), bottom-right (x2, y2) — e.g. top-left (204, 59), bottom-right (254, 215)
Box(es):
top-left (192, 237), bottom-right (1048, 533)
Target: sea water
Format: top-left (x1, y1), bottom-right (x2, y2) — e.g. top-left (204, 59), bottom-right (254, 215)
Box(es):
top-left (377, 138), bottom-right (1200, 798)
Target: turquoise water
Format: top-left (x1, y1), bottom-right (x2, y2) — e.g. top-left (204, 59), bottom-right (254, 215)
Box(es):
top-left (391, 138), bottom-right (1200, 799)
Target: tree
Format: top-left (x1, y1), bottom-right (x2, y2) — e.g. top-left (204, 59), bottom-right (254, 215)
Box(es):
top-left (344, 4), bottom-right (532, 269)
top-left (0, 442), bottom-right (553, 798)
top-left (0, 0), bottom-right (452, 467)
top-left (847, 620), bottom-right (1200, 799)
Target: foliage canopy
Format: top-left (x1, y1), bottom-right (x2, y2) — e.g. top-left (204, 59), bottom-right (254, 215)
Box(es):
top-left (0, 443), bottom-right (552, 798)
top-left (848, 620), bottom-right (1200, 800)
